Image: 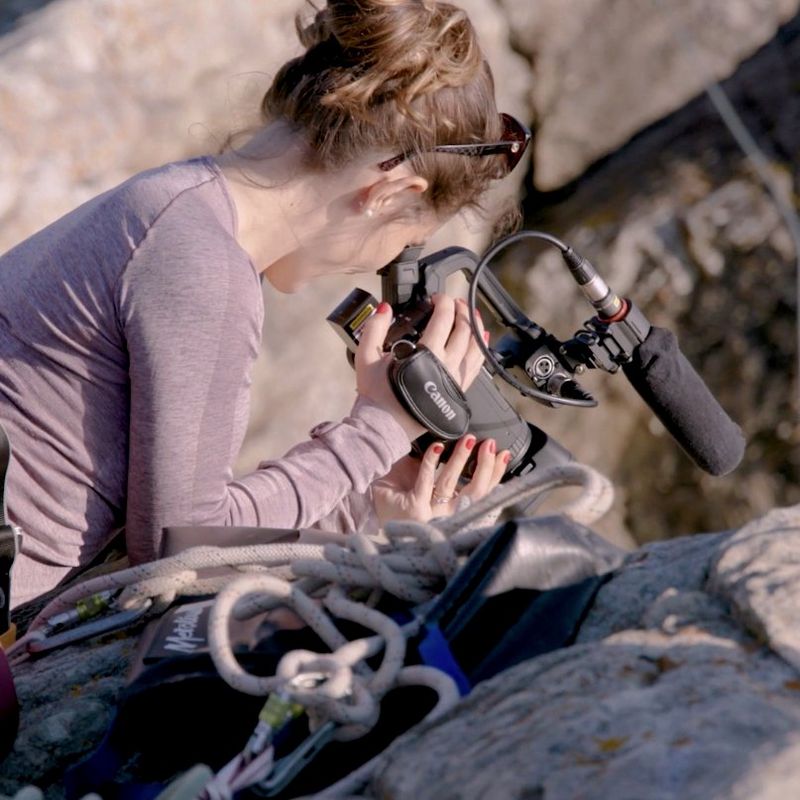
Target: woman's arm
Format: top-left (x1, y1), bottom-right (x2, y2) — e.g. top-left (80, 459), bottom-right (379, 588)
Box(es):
top-left (118, 196), bottom-right (409, 563)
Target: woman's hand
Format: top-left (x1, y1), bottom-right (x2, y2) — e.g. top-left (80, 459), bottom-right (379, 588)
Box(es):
top-left (354, 294), bottom-right (488, 441)
top-left (372, 435), bottom-right (509, 525)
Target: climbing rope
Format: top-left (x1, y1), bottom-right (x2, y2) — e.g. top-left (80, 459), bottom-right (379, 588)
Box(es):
top-left (201, 463), bottom-right (614, 797)
top-left (7, 463), bottom-right (612, 667)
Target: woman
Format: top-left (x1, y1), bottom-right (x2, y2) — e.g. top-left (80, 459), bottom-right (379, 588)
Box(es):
top-left (0, 0), bottom-right (529, 608)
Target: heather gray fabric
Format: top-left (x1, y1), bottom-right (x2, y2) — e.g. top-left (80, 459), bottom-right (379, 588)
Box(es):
top-left (0, 157), bottom-right (410, 607)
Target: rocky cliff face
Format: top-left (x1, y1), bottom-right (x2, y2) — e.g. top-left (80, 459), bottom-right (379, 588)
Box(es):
top-left (502, 12), bottom-right (800, 542)
top-left (372, 504), bottom-right (800, 800)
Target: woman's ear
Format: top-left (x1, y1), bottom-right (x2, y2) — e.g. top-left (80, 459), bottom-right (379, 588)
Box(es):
top-left (359, 175), bottom-right (429, 218)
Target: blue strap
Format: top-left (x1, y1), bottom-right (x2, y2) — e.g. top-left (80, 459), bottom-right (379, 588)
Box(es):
top-left (417, 623), bottom-right (471, 696)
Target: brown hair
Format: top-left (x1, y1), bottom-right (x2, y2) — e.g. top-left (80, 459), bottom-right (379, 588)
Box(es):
top-left (260, 0), bottom-right (506, 218)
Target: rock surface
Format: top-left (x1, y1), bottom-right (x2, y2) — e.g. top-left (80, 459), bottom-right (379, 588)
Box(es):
top-left (371, 507), bottom-right (800, 800)
top-left (500, 0), bottom-right (800, 189)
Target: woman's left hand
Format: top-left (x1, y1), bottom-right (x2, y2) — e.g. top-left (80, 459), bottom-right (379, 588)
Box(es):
top-left (372, 435), bottom-right (509, 525)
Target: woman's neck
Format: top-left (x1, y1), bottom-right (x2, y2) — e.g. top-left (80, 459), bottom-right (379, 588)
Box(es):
top-left (213, 122), bottom-right (364, 280)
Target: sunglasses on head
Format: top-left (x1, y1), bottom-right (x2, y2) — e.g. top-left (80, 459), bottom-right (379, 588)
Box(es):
top-left (377, 113), bottom-right (532, 176)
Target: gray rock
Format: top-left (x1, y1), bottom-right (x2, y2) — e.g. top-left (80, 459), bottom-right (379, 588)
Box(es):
top-left (0, 638), bottom-right (135, 795)
top-left (372, 628), bottom-right (800, 800)
top-left (576, 532), bottom-right (729, 643)
top-left (709, 505), bottom-right (800, 672)
top-left (499, 0), bottom-right (800, 189)
top-left (370, 515), bottom-right (800, 799)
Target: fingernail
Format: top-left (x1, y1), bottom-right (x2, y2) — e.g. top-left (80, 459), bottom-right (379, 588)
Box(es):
top-left (377, 302), bottom-right (391, 314)
top-left (503, 451), bottom-right (511, 464)
top-left (432, 443), bottom-right (444, 455)
top-left (475, 308), bottom-right (482, 319)
top-left (488, 439), bottom-right (496, 454)
top-left (464, 436), bottom-right (476, 451)
top-left (483, 331), bottom-right (490, 343)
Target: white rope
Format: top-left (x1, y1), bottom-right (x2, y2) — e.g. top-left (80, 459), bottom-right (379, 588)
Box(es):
top-left (198, 463), bottom-right (613, 797)
top-left (6, 543), bottom-right (326, 661)
top-left (9, 464), bottom-right (611, 662)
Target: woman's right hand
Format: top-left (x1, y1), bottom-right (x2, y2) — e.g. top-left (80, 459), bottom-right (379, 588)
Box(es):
top-left (354, 294), bottom-right (487, 441)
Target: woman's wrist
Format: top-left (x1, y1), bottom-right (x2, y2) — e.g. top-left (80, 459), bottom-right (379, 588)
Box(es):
top-left (351, 393), bottom-right (420, 451)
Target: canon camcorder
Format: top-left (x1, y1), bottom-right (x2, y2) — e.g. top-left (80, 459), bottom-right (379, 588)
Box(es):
top-left (327, 232), bottom-right (746, 480)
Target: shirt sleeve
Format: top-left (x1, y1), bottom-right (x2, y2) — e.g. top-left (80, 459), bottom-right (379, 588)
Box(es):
top-left (118, 196), bottom-right (410, 564)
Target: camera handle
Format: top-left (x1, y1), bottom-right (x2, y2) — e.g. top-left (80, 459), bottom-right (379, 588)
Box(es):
top-left (378, 247), bottom-right (573, 479)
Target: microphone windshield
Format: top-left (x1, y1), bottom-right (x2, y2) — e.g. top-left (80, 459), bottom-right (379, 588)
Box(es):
top-left (622, 327), bottom-right (746, 476)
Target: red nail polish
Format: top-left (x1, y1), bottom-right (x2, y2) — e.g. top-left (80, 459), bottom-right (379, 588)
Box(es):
top-left (464, 436), bottom-right (476, 451)
top-left (377, 302), bottom-right (391, 314)
top-left (488, 439), bottom-right (496, 454)
top-left (483, 331), bottom-right (490, 343)
top-left (432, 443), bottom-right (444, 455)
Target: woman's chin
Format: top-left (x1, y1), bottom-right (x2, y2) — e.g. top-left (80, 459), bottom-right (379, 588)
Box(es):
top-left (263, 270), bottom-right (307, 294)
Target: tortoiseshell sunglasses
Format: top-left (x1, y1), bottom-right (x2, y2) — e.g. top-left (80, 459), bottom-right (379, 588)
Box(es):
top-left (377, 113), bottom-right (532, 176)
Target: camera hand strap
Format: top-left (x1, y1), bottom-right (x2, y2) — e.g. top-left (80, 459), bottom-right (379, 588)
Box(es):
top-left (388, 344), bottom-right (470, 440)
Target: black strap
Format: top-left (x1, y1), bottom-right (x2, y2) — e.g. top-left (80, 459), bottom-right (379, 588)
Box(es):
top-left (0, 423), bottom-right (16, 633)
top-left (0, 421), bottom-right (10, 528)
top-left (387, 344), bottom-right (470, 440)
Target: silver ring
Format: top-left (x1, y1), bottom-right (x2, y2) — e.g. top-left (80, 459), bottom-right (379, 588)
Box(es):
top-left (432, 487), bottom-right (455, 505)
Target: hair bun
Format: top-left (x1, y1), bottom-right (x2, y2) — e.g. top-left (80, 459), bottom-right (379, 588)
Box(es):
top-left (303, 0), bottom-right (482, 117)
top-left (261, 0), bottom-right (504, 219)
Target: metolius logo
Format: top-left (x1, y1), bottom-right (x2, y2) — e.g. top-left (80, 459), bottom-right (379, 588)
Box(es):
top-left (163, 604), bottom-right (206, 653)
top-left (424, 381), bottom-right (457, 421)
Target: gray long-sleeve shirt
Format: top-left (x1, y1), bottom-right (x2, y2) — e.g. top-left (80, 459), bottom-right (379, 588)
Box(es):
top-left (0, 156), bottom-right (410, 606)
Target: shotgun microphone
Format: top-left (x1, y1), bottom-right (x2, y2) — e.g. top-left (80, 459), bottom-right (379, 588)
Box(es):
top-left (561, 245), bottom-right (746, 475)
top-left (621, 325), bottom-right (746, 476)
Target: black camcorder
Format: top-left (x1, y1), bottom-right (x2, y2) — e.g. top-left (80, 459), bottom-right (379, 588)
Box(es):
top-left (327, 232), bottom-right (746, 480)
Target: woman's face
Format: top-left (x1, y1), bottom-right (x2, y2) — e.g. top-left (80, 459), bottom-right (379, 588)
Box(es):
top-left (306, 208), bottom-right (441, 274)
top-left (265, 179), bottom-right (444, 292)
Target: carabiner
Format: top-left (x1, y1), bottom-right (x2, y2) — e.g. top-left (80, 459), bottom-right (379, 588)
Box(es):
top-left (27, 601), bottom-right (152, 654)
top-left (253, 719), bottom-right (338, 796)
